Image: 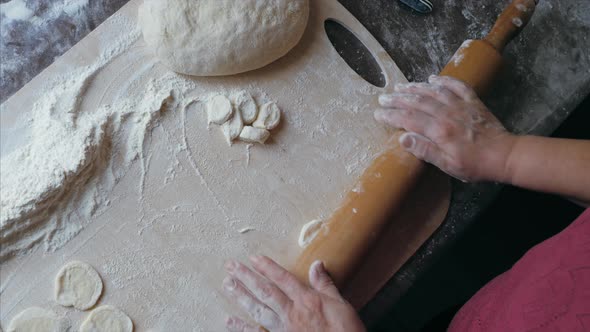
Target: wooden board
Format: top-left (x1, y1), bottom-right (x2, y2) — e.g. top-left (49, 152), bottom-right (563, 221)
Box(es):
top-left (0, 0), bottom-right (450, 330)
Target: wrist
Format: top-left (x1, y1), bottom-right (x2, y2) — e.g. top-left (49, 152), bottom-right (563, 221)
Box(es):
top-left (485, 133), bottom-right (520, 183)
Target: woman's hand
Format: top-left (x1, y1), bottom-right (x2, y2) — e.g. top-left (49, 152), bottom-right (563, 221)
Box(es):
top-left (375, 75), bottom-right (517, 182)
top-left (223, 256), bottom-right (366, 332)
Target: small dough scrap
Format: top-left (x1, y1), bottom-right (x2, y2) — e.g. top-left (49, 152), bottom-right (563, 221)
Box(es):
top-left (207, 95), bottom-right (233, 125)
top-left (298, 219), bottom-right (324, 248)
top-left (222, 111), bottom-right (244, 146)
top-left (7, 307), bottom-right (66, 332)
top-left (55, 261), bottom-right (103, 310)
top-left (253, 102), bottom-right (281, 130)
top-left (239, 126), bottom-right (270, 145)
top-left (235, 92), bottom-right (258, 125)
top-left (80, 305), bottom-right (133, 332)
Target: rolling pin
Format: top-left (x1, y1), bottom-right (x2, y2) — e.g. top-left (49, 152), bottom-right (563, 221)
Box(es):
top-left (291, 0), bottom-right (538, 288)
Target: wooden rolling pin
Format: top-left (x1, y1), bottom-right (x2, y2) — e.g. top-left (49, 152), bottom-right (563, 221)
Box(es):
top-left (291, 0), bottom-right (538, 288)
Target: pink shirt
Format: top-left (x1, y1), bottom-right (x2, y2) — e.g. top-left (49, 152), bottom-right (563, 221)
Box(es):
top-left (449, 208), bottom-right (590, 332)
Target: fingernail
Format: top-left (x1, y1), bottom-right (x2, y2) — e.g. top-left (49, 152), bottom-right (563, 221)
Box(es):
top-left (309, 260), bottom-right (322, 281)
top-left (312, 260), bottom-right (324, 273)
top-left (223, 276), bottom-right (237, 291)
top-left (399, 133), bottom-right (416, 149)
top-left (249, 255), bottom-right (263, 263)
top-left (378, 94), bottom-right (394, 106)
top-left (224, 260), bottom-right (238, 272)
top-left (225, 316), bottom-right (235, 327)
top-left (374, 109), bottom-right (387, 121)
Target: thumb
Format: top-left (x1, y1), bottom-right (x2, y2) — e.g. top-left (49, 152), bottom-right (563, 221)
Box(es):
top-left (309, 260), bottom-right (342, 299)
top-left (399, 132), bottom-right (445, 167)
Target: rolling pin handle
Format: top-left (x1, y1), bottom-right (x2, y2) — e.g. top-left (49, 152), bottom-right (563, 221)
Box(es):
top-left (484, 0), bottom-right (537, 52)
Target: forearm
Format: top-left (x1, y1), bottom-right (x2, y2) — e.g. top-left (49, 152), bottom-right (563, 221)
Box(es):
top-left (500, 136), bottom-right (590, 205)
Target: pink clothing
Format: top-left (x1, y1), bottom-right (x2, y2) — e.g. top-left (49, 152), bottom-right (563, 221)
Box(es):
top-left (449, 208), bottom-right (590, 332)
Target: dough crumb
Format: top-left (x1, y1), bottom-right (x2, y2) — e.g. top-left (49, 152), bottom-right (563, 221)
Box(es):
top-left (238, 227), bottom-right (255, 234)
top-left (7, 307), bottom-right (67, 332)
top-left (298, 219), bottom-right (325, 248)
top-left (221, 110), bottom-right (244, 146)
top-left (239, 126), bottom-right (270, 145)
top-left (207, 95), bottom-right (233, 125)
top-left (55, 261), bottom-right (103, 311)
top-left (235, 91), bottom-right (258, 125)
top-left (80, 305), bottom-right (133, 332)
top-left (253, 102), bottom-right (281, 130)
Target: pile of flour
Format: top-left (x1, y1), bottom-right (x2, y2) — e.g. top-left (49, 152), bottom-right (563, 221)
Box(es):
top-left (0, 25), bottom-right (196, 260)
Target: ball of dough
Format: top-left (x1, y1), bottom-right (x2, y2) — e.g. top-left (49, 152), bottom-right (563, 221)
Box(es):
top-left (138, 0), bottom-right (310, 76)
top-left (55, 261), bottom-right (103, 311)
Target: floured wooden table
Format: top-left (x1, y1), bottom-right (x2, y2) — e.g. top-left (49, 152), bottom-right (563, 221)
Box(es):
top-left (0, 0), bottom-right (453, 330)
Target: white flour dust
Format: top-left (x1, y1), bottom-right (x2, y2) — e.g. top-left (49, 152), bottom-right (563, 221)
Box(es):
top-left (0, 0), bottom-right (34, 21)
top-left (0, 24), bottom-right (195, 260)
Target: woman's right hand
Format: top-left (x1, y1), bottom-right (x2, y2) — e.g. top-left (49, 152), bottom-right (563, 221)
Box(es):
top-left (375, 75), bottom-right (517, 183)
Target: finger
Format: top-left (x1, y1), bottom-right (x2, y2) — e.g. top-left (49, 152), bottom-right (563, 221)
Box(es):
top-left (374, 109), bottom-right (437, 138)
top-left (223, 276), bottom-right (282, 330)
top-left (309, 261), bottom-right (341, 300)
top-left (393, 82), bottom-right (457, 105)
top-left (400, 132), bottom-right (471, 182)
top-left (428, 75), bottom-right (478, 101)
top-left (225, 316), bottom-right (262, 332)
top-left (225, 260), bottom-right (291, 314)
top-left (378, 93), bottom-right (444, 114)
top-left (249, 256), bottom-right (308, 300)
top-left (399, 132), bottom-right (447, 167)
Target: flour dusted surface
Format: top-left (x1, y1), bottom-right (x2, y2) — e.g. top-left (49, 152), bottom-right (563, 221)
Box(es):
top-left (0, 1), bottom-right (403, 330)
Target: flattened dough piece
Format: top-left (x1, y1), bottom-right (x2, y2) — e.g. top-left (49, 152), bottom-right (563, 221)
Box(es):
top-left (7, 307), bottom-right (65, 332)
top-left (222, 111), bottom-right (244, 146)
top-left (235, 91), bottom-right (258, 125)
top-left (207, 95), bottom-right (233, 125)
top-left (55, 261), bottom-right (103, 310)
top-left (298, 219), bottom-right (324, 248)
top-left (253, 102), bottom-right (281, 130)
top-left (80, 305), bottom-right (133, 332)
top-left (239, 126), bottom-right (270, 145)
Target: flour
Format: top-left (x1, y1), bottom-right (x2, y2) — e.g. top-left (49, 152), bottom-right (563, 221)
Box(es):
top-left (0, 24), bottom-right (193, 260)
top-left (0, 0), bottom-right (34, 21)
top-left (449, 39), bottom-right (473, 67)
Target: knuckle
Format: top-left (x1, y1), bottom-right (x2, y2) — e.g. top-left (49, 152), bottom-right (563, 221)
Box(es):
top-left (259, 284), bottom-right (275, 300)
top-left (435, 123), bottom-right (455, 140)
top-left (302, 293), bottom-right (322, 308)
top-left (275, 270), bottom-right (296, 287)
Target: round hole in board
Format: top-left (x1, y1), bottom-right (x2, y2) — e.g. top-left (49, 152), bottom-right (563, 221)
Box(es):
top-left (324, 19), bottom-right (386, 88)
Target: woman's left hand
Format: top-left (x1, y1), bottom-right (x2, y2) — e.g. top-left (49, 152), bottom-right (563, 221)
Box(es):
top-left (222, 256), bottom-right (366, 332)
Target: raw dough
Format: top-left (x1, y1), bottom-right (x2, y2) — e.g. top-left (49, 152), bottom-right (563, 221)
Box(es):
top-left (7, 307), bottom-right (65, 332)
top-left (239, 126), bottom-right (270, 145)
top-left (298, 219), bottom-right (324, 248)
top-left (222, 111), bottom-right (244, 146)
top-left (235, 92), bottom-right (258, 125)
top-left (138, 0), bottom-right (310, 76)
top-left (55, 261), bottom-right (103, 310)
top-left (253, 102), bottom-right (282, 130)
top-left (80, 305), bottom-right (133, 332)
top-left (207, 95), bottom-right (233, 125)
